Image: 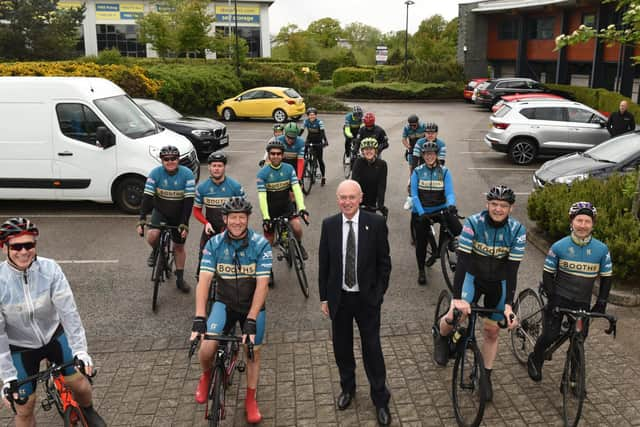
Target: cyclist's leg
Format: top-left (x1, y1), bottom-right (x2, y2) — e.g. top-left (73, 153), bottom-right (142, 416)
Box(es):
top-left (478, 280), bottom-right (506, 370)
top-left (439, 274), bottom-right (476, 337)
top-left (146, 209), bottom-right (164, 247)
top-left (45, 330), bottom-right (93, 407)
top-left (444, 210), bottom-right (463, 236)
top-left (289, 213), bottom-right (303, 242)
top-left (315, 145), bottom-right (326, 178)
top-left (200, 301), bottom-right (226, 368)
top-left (238, 309), bottom-right (265, 423)
top-left (413, 215), bottom-right (428, 269)
top-left (10, 347), bottom-right (40, 425)
top-left (344, 137), bottom-right (351, 157)
top-left (531, 295), bottom-right (573, 368)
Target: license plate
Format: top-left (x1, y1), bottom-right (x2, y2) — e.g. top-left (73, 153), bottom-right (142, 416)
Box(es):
top-left (219, 136), bottom-right (229, 146)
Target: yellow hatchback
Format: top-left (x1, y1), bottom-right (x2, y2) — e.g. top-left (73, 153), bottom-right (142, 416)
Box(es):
top-left (217, 86), bottom-right (306, 123)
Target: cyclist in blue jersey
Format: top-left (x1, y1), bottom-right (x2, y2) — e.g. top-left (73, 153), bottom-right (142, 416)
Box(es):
top-left (193, 152), bottom-right (246, 278)
top-left (191, 197), bottom-right (271, 424)
top-left (410, 142), bottom-right (461, 285)
top-left (301, 107), bottom-right (329, 186)
top-left (344, 105), bottom-right (363, 161)
top-left (137, 145), bottom-right (196, 293)
top-left (258, 123), bottom-right (284, 167)
top-left (276, 122), bottom-right (306, 180)
top-left (527, 202), bottom-right (613, 383)
top-left (412, 122), bottom-right (446, 170)
top-left (433, 185), bottom-right (525, 402)
top-left (402, 114), bottom-right (427, 166)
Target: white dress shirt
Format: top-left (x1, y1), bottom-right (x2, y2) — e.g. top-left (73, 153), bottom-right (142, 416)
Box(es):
top-left (342, 210), bottom-right (360, 292)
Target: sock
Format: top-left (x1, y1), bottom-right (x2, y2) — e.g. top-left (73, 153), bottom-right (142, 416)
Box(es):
top-left (176, 269), bottom-right (184, 281)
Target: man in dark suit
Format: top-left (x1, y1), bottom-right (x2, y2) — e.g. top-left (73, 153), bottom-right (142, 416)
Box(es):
top-left (318, 179), bottom-right (392, 426)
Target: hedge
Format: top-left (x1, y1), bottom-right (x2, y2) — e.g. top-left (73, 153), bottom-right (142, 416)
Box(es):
top-left (241, 62), bottom-right (319, 92)
top-left (0, 61), bottom-right (160, 97)
top-left (528, 172), bottom-right (640, 282)
top-left (545, 83), bottom-right (640, 122)
top-left (334, 81), bottom-right (463, 100)
top-left (303, 94), bottom-right (349, 112)
top-left (332, 67), bottom-right (375, 88)
top-left (145, 64), bottom-right (241, 114)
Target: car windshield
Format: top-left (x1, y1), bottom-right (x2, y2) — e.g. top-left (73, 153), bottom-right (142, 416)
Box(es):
top-left (586, 132), bottom-right (640, 163)
top-left (140, 101), bottom-right (181, 121)
top-left (284, 88), bottom-right (301, 98)
top-left (95, 95), bottom-right (157, 139)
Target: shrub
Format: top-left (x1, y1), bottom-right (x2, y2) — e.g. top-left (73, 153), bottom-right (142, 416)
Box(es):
top-left (334, 81), bottom-right (463, 99)
top-left (528, 173), bottom-right (640, 282)
top-left (303, 94), bottom-right (349, 112)
top-left (316, 51), bottom-right (357, 80)
top-left (332, 67), bottom-right (375, 88)
top-left (406, 60), bottom-right (465, 84)
top-left (145, 64), bottom-right (241, 114)
top-left (241, 63), bottom-right (320, 92)
top-left (545, 83), bottom-right (640, 122)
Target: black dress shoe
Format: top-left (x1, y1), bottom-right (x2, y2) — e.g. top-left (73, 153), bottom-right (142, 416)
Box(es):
top-left (337, 391), bottom-right (354, 410)
top-left (376, 406), bottom-right (391, 426)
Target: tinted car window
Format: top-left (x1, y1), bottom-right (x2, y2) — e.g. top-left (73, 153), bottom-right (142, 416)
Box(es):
top-left (284, 88), bottom-right (301, 98)
top-left (261, 91), bottom-right (280, 99)
top-left (507, 80), bottom-right (529, 89)
top-left (56, 103), bottom-right (106, 145)
top-left (567, 107), bottom-right (594, 123)
top-left (532, 107), bottom-right (565, 121)
top-left (240, 91), bottom-right (260, 100)
top-left (520, 108), bottom-right (536, 119)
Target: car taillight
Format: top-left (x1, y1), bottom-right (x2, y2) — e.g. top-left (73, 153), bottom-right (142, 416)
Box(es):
top-left (285, 99), bottom-right (295, 105)
top-left (493, 122), bottom-right (509, 130)
top-left (480, 90), bottom-right (489, 96)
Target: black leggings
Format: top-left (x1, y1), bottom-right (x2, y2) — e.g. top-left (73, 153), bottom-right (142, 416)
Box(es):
top-left (309, 144), bottom-right (326, 177)
top-left (412, 211), bottom-right (462, 269)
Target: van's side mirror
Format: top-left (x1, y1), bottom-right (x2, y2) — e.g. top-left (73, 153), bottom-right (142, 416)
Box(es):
top-left (96, 126), bottom-right (115, 148)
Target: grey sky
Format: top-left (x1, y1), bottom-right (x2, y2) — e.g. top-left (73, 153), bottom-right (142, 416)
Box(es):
top-left (268, 0), bottom-right (471, 35)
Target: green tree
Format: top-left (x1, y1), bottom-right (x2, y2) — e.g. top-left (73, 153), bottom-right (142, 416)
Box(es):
top-left (174, 0), bottom-right (215, 57)
top-left (307, 17), bottom-right (343, 48)
top-left (273, 24), bottom-right (301, 46)
top-left (0, 0), bottom-right (85, 60)
top-left (137, 12), bottom-right (175, 59)
top-left (343, 22), bottom-right (382, 47)
top-left (411, 14), bottom-right (457, 61)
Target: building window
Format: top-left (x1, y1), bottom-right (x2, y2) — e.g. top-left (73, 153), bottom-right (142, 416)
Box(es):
top-left (498, 20), bottom-right (519, 40)
top-left (219, 26), bottom-right (261, 58)
top-left (96, 24), bottom-right (146, 57)
top-left (528, 17), bottom-right (555, 40)
top-left (582, 13), bottom-right (596, 28)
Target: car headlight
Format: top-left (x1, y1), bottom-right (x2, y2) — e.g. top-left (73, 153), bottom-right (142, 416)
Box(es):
top-left (149, 145), bottom-right (161, 162)
top-left (191, 129), bottom-right (212, 137)
top-left (554, 173), bottom-right (588, 184)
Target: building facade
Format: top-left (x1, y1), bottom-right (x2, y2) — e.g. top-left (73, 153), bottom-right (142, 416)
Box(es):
top-left (457, 0), bottom-right (638, 101)
top-left (59, 0), bottom-right (274, 58)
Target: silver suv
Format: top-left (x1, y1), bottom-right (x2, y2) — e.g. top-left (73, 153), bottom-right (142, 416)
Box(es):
top-left (484, 99), bottom-right (609, 165)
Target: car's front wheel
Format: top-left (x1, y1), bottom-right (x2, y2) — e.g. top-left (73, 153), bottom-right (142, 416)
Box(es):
top-left (509, 138), bottom-right (538, 165)
top-left (273, 109), bottom-right (288, 123)
top-left (222, 108), bottom-right (236, 121)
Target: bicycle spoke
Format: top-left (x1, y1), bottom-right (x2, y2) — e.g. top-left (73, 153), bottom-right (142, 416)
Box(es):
top-left (452, 341), bottom-right (486, 427)
top-left (510, 288), bottom-right (543, 364)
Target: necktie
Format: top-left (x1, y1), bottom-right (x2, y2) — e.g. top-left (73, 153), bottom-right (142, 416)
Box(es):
top-left (345, 220), bottom-right (356, 288)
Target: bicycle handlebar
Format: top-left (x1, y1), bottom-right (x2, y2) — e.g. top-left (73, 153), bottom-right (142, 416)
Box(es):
top-left (189, 333), bottom-right (255, 361)
top-left (453, 306), bottom-right (514, 329)
top-left (552, 307), bottom-right (617, 337)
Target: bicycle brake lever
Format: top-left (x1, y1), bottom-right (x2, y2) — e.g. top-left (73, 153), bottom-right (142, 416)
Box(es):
top-left (188, 336), bottom-right (201, 359)
top-left (247, 342), bottom-right (254, 361)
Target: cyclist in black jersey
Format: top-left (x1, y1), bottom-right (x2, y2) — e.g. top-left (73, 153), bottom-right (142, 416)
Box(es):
top-left (351, 137), bottom-right (387, 218)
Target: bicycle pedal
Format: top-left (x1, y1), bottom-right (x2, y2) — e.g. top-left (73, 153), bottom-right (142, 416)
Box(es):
top-left (41, 400), bottom-right (52, 411)
top-left (237, 361), bottom-right (246, 372)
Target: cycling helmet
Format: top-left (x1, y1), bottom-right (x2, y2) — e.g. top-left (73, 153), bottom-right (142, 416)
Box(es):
top-left (359, 137), bottom-right (379, 151)
top-left (425, 122), bottom-right (439, 133)
top-left (284, 122), bottom-right (299, 138)
top-left (421, 141), bottom-right (440, 154)
top-left (306, 107), bottom-right (317, 115)
top-left (266, 140), bottom-right (285, 152)
top-left (159, 145), bottom-right (180, 159)
top-left (221, 197), bottom-right (252, 215)
top-left (0, 217), bottom-right (39, 247)
top-left (363, 112), bottom-right (375, 127)
top-left (207, 151), bottom-right (227, 164)
top-left (486, 185), bottom-right (516, 204)
top-left (569, 201), bottom-right (597, 221)
top-left (272, 123), bottom-right (285, 132)
top-left (352, 105), bottom-right (363, 118)
top-left (408, 114), bottom-right (419, 124)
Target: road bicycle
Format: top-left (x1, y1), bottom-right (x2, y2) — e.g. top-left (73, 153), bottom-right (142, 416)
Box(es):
top-left (414, 209), bottom-right (464, 292)
top-left (147, 223), bottom-right (177, 312)
top-left (433, 289), bottom-right (510, 427)
top-left (5, 357), bottom-right (96, 426)
top-left (301, 143), bottom-right (323, 195)
top-left (342, 138), bottom-right (358, 179)
top-left (271, 215), bottom-right (309, 298)
top-left (189, 333), bottom-right (254, 427)
top-left (509, 285), bottom-right (545, 364)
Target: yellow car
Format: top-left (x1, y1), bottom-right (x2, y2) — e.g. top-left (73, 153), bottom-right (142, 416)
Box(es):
top-left (217, 86), bottom-right (306, 123)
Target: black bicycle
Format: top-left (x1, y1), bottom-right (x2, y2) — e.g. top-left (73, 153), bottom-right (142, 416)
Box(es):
top-left (271, 215), bottom-right (309, 298)
top-left (301, 143), bottom-right (322, 195)
top-left (189, 333), bottom-right (254, 427)
top-left (509, 286), bottom-right (545, 364)
top-left (147, 223), bottom-right (177, 312)
top-left (342, 138), bottom-right (358, 179)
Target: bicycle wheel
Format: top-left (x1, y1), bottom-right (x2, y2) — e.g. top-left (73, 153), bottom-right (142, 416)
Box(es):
top-left (63, 405), bottom-right (87, 427)
top-left (452, 339), bottom-right (487, 427)
top-left (289, 237), bottom-right (309, 298)
top-left (152, 244), bottom-right (165, 313)
top-left (434, 289), bottom-right (452, 326)
top-left (562, 340), bottom-right (586, 427)
top-left (342, 152), bottom-right (352, 179)
top-left (440, 235), bottom-right (457, 293)
top-left (302, 159), bottom-right (314, 195)
top-left (208, 365), bottom-right (225, 427)
top-left (510, 288), bottom-right (544, 364)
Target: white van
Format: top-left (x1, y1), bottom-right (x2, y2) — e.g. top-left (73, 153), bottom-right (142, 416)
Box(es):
top-left (0, 77), bottom-right (199, 213)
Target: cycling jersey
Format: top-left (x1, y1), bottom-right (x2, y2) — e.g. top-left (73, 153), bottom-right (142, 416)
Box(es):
top-left (343, 112), bottom-right (363, 138)
top-left (352, 157), bottom-right (387, 209)
top-left (402, 122), bottom-right (427, 146)
top-left (410, 164), bottom-right (455, 215)
top-left (193, 176), bottom-right (245, 233)
top-left (412, 137), bottom-right (447, 165)
top-left (276, 134), bottom-right (305, 179)
top-left (0, 257), bottom-right (88, 382)
top-left (256, 162), bottom-right (305, 220)
top-left (200, 229), bottom-right (272, 313)
top-left (356, 125), bottom-right (389, 152)
top-left (543, 234), bottom-right (612, 304)
top-left (302, 118), bottom-right (326, 145)
top-left (141, 165), bottom-right (196, 224)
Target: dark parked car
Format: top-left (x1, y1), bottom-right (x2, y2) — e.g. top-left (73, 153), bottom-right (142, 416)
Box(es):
top-left (475, 77), bottom-right (572, 109)
top-left (533, 131), bottom-right (640, 188)
top-left (134, 98), bottom-right (228, 156)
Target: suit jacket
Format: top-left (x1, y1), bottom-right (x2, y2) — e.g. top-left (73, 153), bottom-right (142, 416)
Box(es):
top-left (318, 210), bottom-right (392, 319)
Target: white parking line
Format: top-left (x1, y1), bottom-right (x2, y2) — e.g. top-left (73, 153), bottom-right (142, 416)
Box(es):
top-left (225, 149), bottom-right (258, 153)
top-left (460, 151), bottom-right (498, 154)
top-left (462, 139), bottom-right (482, 142)
top-left (56, 259), bottom-right (119, 264)
top-left (468, 167), bottom-right (537, 171)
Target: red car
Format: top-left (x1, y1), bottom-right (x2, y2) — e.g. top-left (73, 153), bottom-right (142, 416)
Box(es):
top-left (463, 78), bottom-right (489, 102)
top-left (491, 93), bottom-right (564, 113)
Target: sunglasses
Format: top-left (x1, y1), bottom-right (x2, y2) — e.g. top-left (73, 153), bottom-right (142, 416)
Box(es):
top-left (162, 156), bottom-right (179, 162)
top-left (9, 242), bottom-right (36, 251)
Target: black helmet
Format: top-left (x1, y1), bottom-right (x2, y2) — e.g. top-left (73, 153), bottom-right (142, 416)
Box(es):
top-left (0, 217), bottom-right (39, 247)
top-left (425, 122), bottom-right (438, 132)
top-left (408, 114), bottom-right (419, 124)
top-left (306, 107), bottom-right (317, 115)
top-left (266, 140), bottom-right (285, 153)
top-left (569, 201), bottom-right (597, 221)
top-left (487, 185), bottom-right (516, 204)
top-left (221, 197), bottom-right (252, 215)
top-left (421, 141), bottom-right (439, 154)
top-left (159, 145), bottom-right (180, 159)
top-left (207, 151), bottom-right (227, 164)
top-left (352, 105), bottom-right (363, 118)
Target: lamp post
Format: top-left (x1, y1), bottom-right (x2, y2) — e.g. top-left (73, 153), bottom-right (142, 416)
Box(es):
top-left (404, 0), bottom-right (414, 80)
top-left (234, 0), bottom-right (240, 76)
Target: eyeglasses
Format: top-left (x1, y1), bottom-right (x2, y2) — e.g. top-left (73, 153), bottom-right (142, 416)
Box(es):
top-left (269, 151), bottom-right (283, 156)
top-left (162, 156), bottom-right (179, 162)
top-left (8, 242), bottom-right (36, 251)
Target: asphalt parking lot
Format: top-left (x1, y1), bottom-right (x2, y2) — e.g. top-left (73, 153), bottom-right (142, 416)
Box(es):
top-left (2, 100), bottom-right (639, 426)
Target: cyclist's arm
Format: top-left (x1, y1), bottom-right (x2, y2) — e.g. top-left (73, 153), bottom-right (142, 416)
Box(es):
top-left (248, 241), bottom-right (272, 320)
top-left (196, 239), bottom-right (217, 317)
top-left (292, 183), bottom-right (306, 211)
top-left (344, 124), bottom-right (353, 138)
top-left (193, 205), bottom-right (207, 226)
top-left (180, 174), bottom-right (196, 226)
top-left (50, 263), bottom-right (88, 356)
top-left (140, 174), bottom-right (156, 219)
top-left (0, 315), bottom-right (17, 383)
top-left (443, 169), bottom-right (456, 207)
top-left (377, 160), bottom-right (388, 209)
top-left (409, 170), bottom-right (424, 216)
top-left (505, 260), bottom-right (521, 306)
top-left (596, 249), bottom-right (613, 303)
top-left (438, 140), bottom-right (447, 162)
top-left (296, 143), bottom-right (305, 179)
top-left (256, 173), bottom-right (270, 220)
top-left (452, 250), bottom-right (472, 299)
